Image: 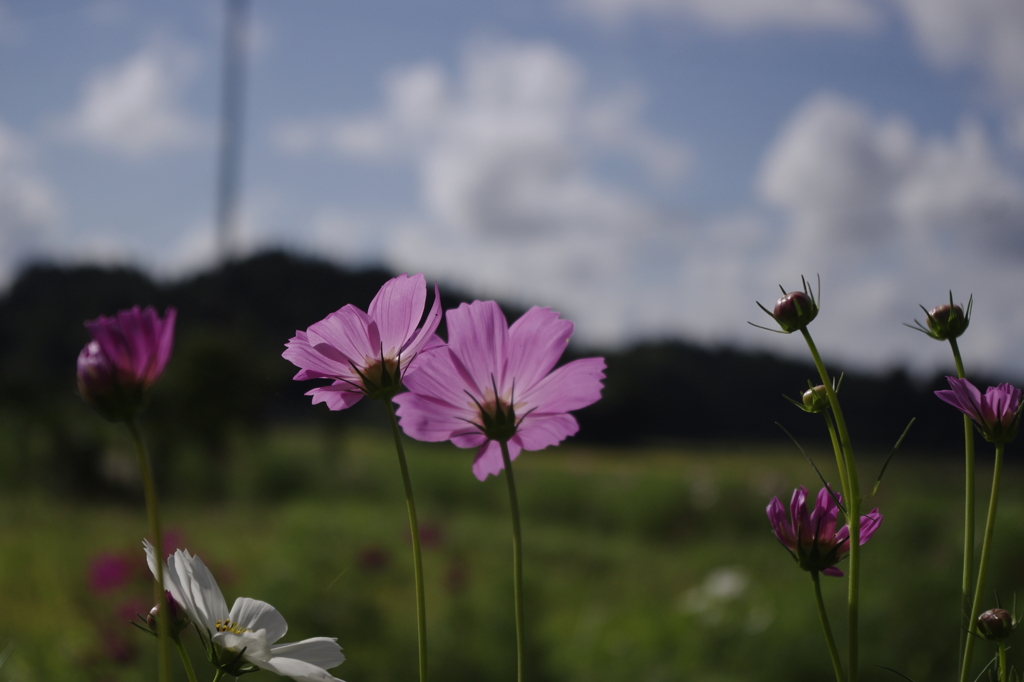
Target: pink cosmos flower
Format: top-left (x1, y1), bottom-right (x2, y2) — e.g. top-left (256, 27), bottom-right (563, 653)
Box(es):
top-left (766, 486), bottom-right (882, 577)
top-left (393, 301), bottom-right (606, 480)
top-left (77, 306), bottom-right (177, 421)
top-left (936, 377), bottom-right (1022, 444)
top-left (283, 273), bottom-right (442, 409)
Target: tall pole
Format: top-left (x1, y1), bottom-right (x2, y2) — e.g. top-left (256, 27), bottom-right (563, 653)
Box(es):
top-left (215, 0), bottom-right (249, 261)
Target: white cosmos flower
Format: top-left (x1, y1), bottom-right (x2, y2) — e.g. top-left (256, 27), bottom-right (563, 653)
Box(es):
top-left (144, 540), bottom-right (345, 682)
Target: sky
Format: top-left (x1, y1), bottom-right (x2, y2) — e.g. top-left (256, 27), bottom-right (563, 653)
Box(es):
top-left (2, 0), bottom-right (1024, 378)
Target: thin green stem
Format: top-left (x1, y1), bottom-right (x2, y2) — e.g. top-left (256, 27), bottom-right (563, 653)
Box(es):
top-left (384, 401), bottom-right (428, 682)
top-left (960, 442), bottom-right (1006, 682)
top-left (499, 440), bottom-right (525, 682)
top-left (174, 636), bottom-right (199, 682)
top-left (999, 642), bottom-right (1008, 682)
top-left (126, 416), bottom-right (170, 682)
top-left (949, 337), bottom-right (976, 672)
top-left (822, 410), bottom-right (849, 504)
top-left (801, 328), bottom-right (861, 682)
top-left (812, 571), bottom-right (846, 682)
top-left (211, 669), bottom-right (226, 682)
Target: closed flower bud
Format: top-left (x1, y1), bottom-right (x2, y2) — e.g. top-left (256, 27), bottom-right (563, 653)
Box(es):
top-left (773, 291), bottom-right (818, 333)
top-left (802, 385), bottom-right (830, 413)
top-left (926, 304), bottom-right (968, 340)
top-left (146, 591), bottom-right (190, 636)
top-left (906, 294), bottom-right (972, 341)
top-left (978, 608), bottom-right (1014, 641)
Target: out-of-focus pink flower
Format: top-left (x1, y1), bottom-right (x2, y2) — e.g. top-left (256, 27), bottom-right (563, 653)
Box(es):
top-left (394, 301), bottom-right (606, 480)
top-left (77, 306), bottom-right (176, 421)
top-left (766, 486), bottom-right (882, 577)
top-left (88, 551), bottom-right (137, 593)
top-left (936, 377), bottom-right (1022, 444)
top-left (283, 273), bottom-right (441, 409)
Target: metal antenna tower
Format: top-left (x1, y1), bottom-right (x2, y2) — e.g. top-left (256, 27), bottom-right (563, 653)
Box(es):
top-left (214, 0), bottom-right (250, 260)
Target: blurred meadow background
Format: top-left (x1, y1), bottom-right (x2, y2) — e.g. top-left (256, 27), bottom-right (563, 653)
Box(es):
top-left (3, 0), bottom-right (1024, 681)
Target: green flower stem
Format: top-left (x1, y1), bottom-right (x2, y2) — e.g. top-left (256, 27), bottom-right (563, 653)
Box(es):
top-left (384, 401), bottom-right (429, 682)
top-left (822, 410), bottom-right (849, 505)
top-left (812, 571), bottom-right (846, 682)
top-left (800, 328), bottom-right (862, 682)
top-left (211, 669), bottom-right (225, 682)
top-left (999, 642), bottom-right (1008, 682)
top-left (173, 636), bottom-right (199, 682)
top-left (499, 440), bottom-right (525, 682)
top-left (949, 337), bottom-right (976, 671)
top-left (126, 416), bottom-right (170, 682)
top-left (960, 442), bottom-right (1006, 682)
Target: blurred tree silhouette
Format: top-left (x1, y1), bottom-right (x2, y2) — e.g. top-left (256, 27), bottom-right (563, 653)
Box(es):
top-left (0, 250), bottom-right (990, 498)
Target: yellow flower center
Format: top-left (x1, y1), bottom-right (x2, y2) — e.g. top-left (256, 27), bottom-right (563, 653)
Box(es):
top-left (215, 619), bottom-right (250, 635)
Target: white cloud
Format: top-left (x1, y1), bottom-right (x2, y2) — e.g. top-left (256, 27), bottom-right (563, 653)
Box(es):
top-left (756, 92), bottom-right (1024, 375)
top-left (277, 41), bottom-right (1024, 377)
top-left (563, 0), bottom-right (879, 32)
top-left (0, 122), bottom-right (61, 285)
top-left (56, 39), bottom-right (204, 158)
top-left (277, 40), bottom-right (693, 345)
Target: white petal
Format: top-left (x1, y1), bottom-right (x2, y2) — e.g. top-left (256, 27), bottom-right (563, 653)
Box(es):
top-left (214, 628), bottom-right (272, 664)
top-left (229, 597), bottom-right (288, 644)
top-left (143, 541), bottom-right (201, 628)
top-left (258, 655), bottom-right (345, 682)
top-left (270, 638), bottom-right (345, 669)
top-left (182, 552), bottom-right (229, 627)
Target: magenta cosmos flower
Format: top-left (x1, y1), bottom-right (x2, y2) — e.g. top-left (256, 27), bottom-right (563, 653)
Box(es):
top-left (936, 377), bottom-right (1022, 444)
top-left (766, 486), bottom-right (882, 577)
top-left (393, 301), bottom-right (606, 480)
top-left (283, 273), bottom-right (441, 409)
top-left (77, 306), bottom-right (177, 422)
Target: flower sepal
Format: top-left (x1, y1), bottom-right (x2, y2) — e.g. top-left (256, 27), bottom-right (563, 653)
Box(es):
top-left (906, 292), bottom-right (972, 341)
top-left (752, 276), bottom-right (820, 334)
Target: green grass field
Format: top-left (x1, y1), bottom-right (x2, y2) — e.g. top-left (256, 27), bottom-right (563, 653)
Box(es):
top-left (2, 426), bottom-right (1023, 682)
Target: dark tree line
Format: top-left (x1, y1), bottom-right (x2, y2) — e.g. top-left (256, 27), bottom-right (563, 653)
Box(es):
top-left (0, 251), bottom-right (997, 495)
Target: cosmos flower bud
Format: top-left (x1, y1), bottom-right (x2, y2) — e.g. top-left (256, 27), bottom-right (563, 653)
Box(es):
top-left (801, 385), bottom-right (830, 413)
top-left (977, 608), bottom-right (1014, 641)
top-left (77, 306), bottom-right (176, 422)
top-left (773, 291), bottom-right (818, 332)
top-left (906, 294), bottom-right (972, 341)
top-left (146, 591), bottom-right (190, 637)
top-left (925, 304), bottom-right (968, 340)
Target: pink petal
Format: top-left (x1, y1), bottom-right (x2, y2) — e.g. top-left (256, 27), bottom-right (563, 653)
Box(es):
top-left (506, 307), bottom-right (574, 394)
top-left (306, 305), bottom-right (377, 368)
top-left (789, 487), bottom-right (809, 544)
top-left (402, 283), bottom-right (443, 359)
top-left (766, 497), bottom-right (796, 550)
top-left (367, 274), bottom-right (427, 357)
top-left (821, 567), bottom-right (844, 577)
top-left (153, 308), bottom-right (176, 379)
top-left (306, 384), bottom-right (365, 411)
top-left (446, 301), bottom-right (508, 396)
top-left (283, 331), bottom-right (353, 380)
top-left (393, 392), bottom-right (469, 442)
top-left (857, 508), bottom-right (883, 545)
top-left (471, 439), bottom-right (522, 481)
top-left (937, 377), bottom-right (983, 423)
top-left (401, 347), bottom-right (476, 409)
top-left (117, 307), bottom-right (156, 381)
top-left (520, 357), bottom-right (606, 414)
top-left (86, 316), bottom-right (133, 376)
top-left (516, 412), bottom-right (579, 451)
top-left (451, 431), bottom-right (488, 449)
